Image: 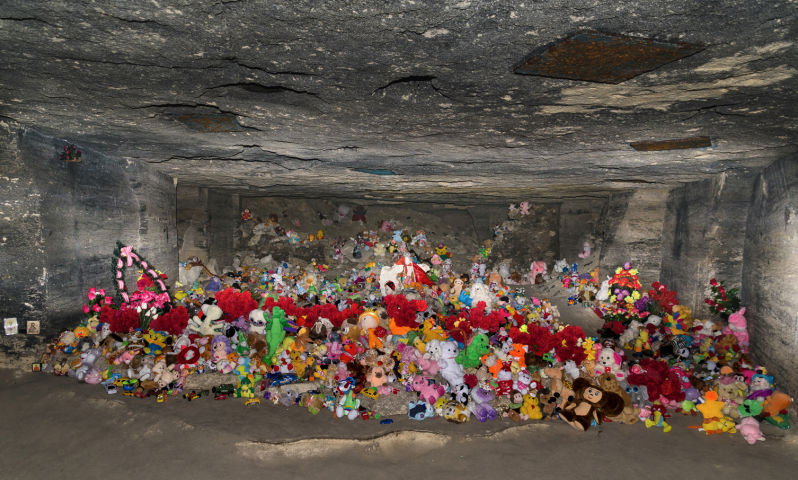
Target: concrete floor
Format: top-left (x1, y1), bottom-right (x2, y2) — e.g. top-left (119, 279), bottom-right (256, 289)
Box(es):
top-left (1, 368), bottom-right (796, 480)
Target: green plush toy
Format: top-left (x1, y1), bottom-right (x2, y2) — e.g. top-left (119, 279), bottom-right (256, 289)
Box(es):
top-left (456, 333), bottom-right (490, 369)
top-left (737, 399), bottom-right (764, 417)
top-left (265, 307), bottom-right (288, 365)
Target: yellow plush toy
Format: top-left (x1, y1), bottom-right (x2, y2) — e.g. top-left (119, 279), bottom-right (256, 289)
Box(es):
top-left (520, 394), bottom-right (543, 420)
top-left (696, 391), bottom-right (737, 435)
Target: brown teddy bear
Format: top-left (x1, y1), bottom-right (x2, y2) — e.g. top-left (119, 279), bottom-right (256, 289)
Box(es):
top-left (247, 332), bottom-right (270, 360)
top-left (558, 378), bottom-right (625, 431)
top-left (537, 388), bottom-right (557, 421)
top-left (597, 373), bottom-right (640, 424)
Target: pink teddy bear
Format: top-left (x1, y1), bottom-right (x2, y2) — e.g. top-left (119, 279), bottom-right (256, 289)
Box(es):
top-left (520, 202), bottom-right (530, 215)
top-left (722, 308), bottom-right (749, 352)
top-left (738, 417), bottom-right (765, 444)
top-left (417, 355), bottom-right (440, 375)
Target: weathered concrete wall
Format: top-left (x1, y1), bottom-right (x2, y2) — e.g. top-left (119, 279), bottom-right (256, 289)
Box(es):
top-left (660, 170), bottom-right (757, 317)
top-left (0, 121), bottom-right (177, 344)
top-left (599, 190), bottom-right (669, 287)
top-left (742, 157), bottom-right (798, 396)
top-left (559, 199), bottom-right (607, 261)
top-left (176, 186), bottom-right (210, 262)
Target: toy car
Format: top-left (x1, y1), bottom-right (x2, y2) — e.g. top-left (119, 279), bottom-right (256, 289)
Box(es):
top-left (183, 391), bottom-right (201, 401)
top-left (212, 384), bottom-right (235, 395)
top-left (105, 384), bottom-right (117, 395)
top-left (361, 388), bottom-right (379, 400)
top-left (113, 377), bottom-right (129, 387)
top-left (214, 393), bottom-right (228, 400)
top-left (123, 391), bottom-right (134, 397)
top-left (380, 419), bottom-right (394, 425)
top-left (245, 398), bottom-right (261, 406)
top-left (134, 390), bottom-right (149, 399)
top-left (268, 373), bottom-right (298, 387)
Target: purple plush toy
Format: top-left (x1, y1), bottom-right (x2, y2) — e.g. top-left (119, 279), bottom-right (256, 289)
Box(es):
top-left (469, 386), bottom-right (497, 422)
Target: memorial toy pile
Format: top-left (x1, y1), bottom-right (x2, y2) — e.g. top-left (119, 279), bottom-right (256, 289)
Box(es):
top-left (38, 217), bottom-right (792, 442)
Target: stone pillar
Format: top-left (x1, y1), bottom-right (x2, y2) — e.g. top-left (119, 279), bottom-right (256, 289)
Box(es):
top-left (659, 169), bottom-right (757, 317)
top-left (742, 157), bottom-right (798, 396)
top-left (599, 189), bottom-right (669, 287)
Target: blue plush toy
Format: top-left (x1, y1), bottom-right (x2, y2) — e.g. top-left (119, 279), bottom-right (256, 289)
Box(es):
top-left (408, 401), bottom-right (434, 420)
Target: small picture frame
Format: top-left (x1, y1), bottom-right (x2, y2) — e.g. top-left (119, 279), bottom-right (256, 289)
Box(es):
top-left (27, 321), bottom-right (40, 335)
top-left (4, 318), bottom-right (18, 336)
top-left (31, 363), bottom-right (41, 372)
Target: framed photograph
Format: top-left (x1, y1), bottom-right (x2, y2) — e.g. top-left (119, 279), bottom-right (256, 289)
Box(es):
top-left (27, 321), bottom-right (40, 335)
top-left (31, 363), bottom-right (41, 372)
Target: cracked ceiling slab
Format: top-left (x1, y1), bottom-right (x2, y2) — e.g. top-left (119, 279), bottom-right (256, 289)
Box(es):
top-left (0, 0), bottom-right (796, 201)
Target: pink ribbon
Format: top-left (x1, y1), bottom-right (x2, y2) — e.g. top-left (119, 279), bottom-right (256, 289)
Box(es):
top-left (121, 292), bottom-right (129, 303)
top-left (156, 279), bottom-right (167, 292)
top-left (120, 246), bottom-right (139, 267)
top-left (141, 261), bottom-right (148, 269)
top-left (117, 279), bottom-right (125, 290)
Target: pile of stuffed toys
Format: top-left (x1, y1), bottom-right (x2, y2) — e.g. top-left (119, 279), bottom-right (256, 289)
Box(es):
top-left (39, 242), bottom-right (792, 445)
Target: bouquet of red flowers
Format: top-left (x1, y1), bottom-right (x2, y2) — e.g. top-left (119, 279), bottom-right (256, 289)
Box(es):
top-left (149, 306), bottom-right (189, 335)
top-left (704, 278), bottom-right (741, 319)
top-left (215, 288), bottom-right (259, 322)
top-left (648, 281), bottom-right (679, 315)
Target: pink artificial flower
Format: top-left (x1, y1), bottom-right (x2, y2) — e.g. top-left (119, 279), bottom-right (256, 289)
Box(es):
top-left (82, 305), bottom-right (90, 314)
top-left (92, 304), bottom-right (101, 313)
top-left (105, 296), bottom-right (112, 304)
top-left (87, 292), bottom-right (96, 301)
top-left (98, 289), bottom-right (105, 296)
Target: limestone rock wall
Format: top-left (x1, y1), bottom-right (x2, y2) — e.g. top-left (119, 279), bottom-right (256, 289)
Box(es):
top-left (742, 157), bottom-right (798, 396)
top-left (559, 199), bottom-right (607, 262)
top-left (176, 187), bottom-right (210, 263)
top-left (0, 121), bottom-right (177, 341)
top-left (599, 190), bottom-right (669, 287)
top-left (660, 170), bottom-right (757, 317)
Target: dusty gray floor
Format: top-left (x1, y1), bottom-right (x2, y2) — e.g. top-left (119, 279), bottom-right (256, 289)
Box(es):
top-left (1, 368), bottom-right (796, 480)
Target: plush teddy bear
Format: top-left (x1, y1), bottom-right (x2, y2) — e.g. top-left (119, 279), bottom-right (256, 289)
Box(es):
top-left (443, 402), bottom-right (471, 423)
top-left (514, 369), bottom-right (534, 395)
top-left (598, 373), bottom-right (640, 425)
top-left (537, 388), bottom-right (557, 421)
top-left (594, 347), bottom-right (627, 381)
top-left (558, 378), bottom-right (625, 431)
top-left (438, 340), bottom-right (466, 388)
top-left (520, 394), bottom-right (543, 420)
top-left (717, 376), bottom-right (745, 418)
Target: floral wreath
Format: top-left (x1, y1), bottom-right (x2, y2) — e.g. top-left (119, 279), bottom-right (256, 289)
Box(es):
top-left (112, 241), bottom-right (168, 305)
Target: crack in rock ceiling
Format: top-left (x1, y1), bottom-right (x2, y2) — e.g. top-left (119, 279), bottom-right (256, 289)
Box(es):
top-left (0, 0), bottom-right (796, 202)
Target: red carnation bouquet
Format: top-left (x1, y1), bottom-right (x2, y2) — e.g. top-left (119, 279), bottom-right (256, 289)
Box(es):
top-left (149, 306), bottom-right (189, 335)
top-left (648, 281), bottom-right (679, 315)
top-left (384, 294), bottom-right (427, 328)
top-left (509, 324), bottom-right (554, 357)
top-left (553, 325), bottom-right (587, 364)
top-left (215, 288), bottom-right (259, 322)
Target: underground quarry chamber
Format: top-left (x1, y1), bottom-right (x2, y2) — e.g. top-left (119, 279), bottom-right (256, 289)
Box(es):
top-left (1, 122), bottom-right (797, 400)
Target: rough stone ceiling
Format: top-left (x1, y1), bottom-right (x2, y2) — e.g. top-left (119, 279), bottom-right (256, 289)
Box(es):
top-left (1, 0), bottom-right (797, 202)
